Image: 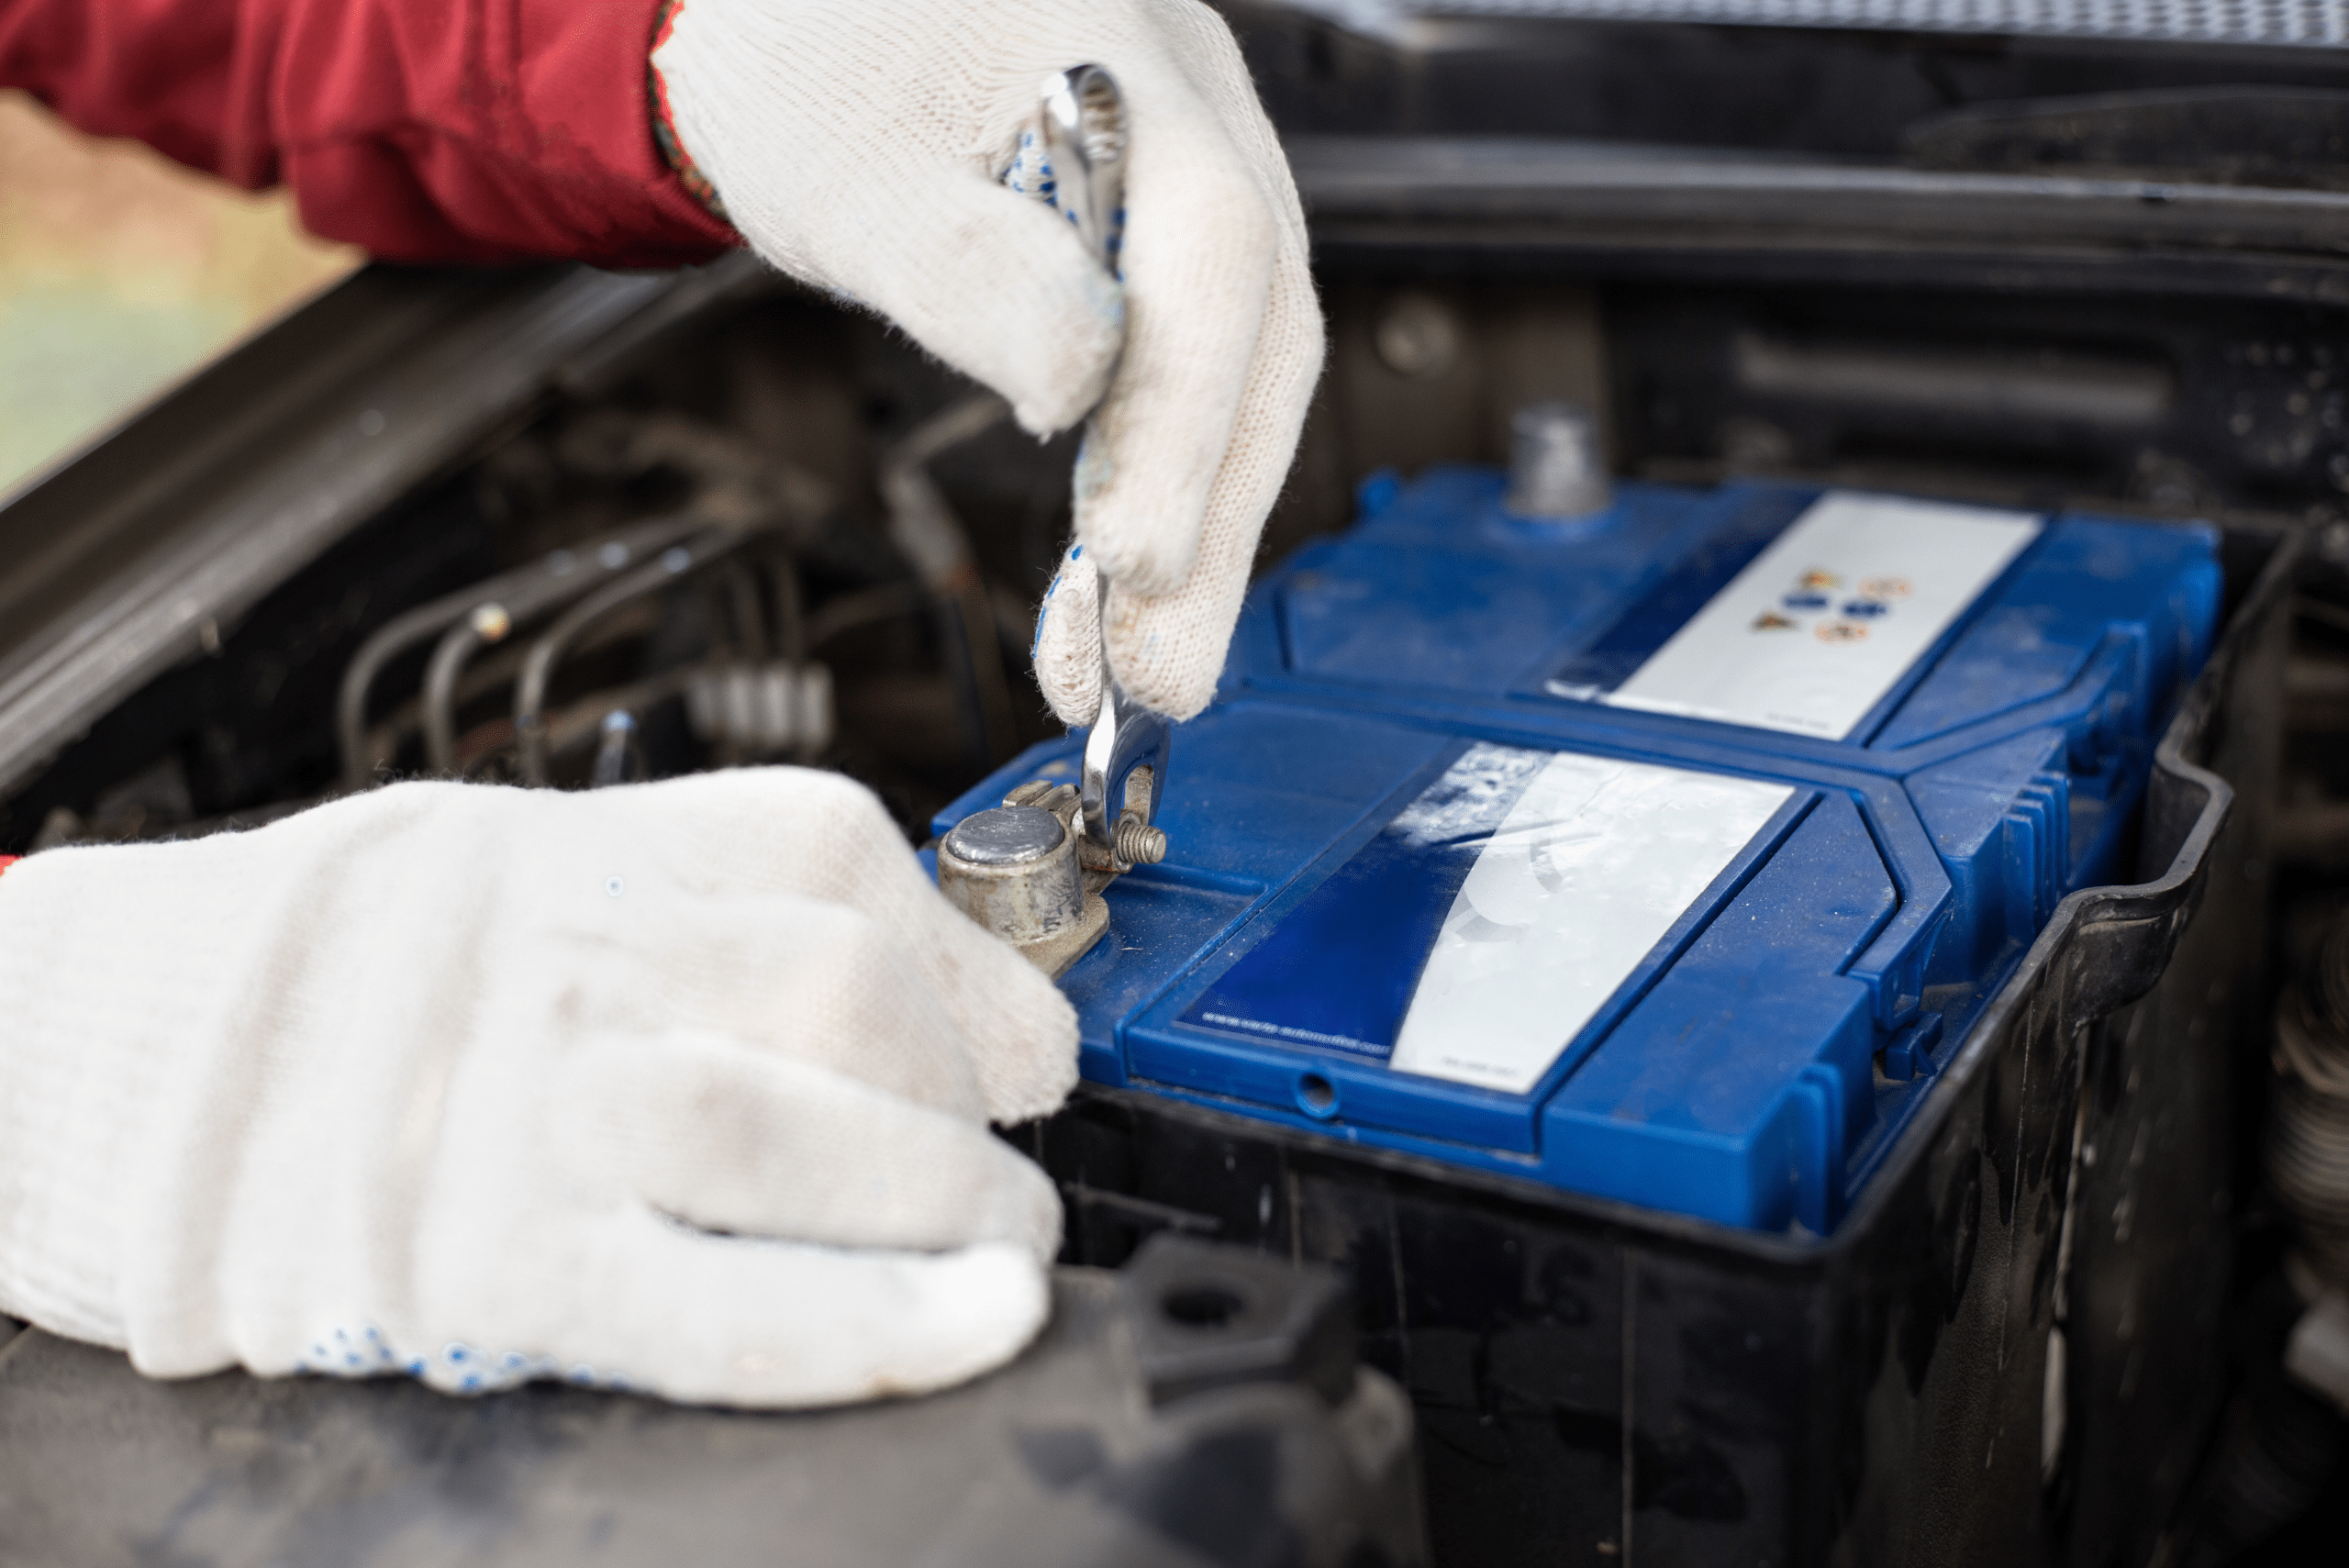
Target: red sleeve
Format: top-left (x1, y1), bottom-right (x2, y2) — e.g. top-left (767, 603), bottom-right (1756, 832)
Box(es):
top-left (0, 0), bottom-right (740, 268)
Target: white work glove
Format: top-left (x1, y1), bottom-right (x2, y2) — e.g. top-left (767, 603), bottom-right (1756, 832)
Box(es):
top-left (0, 772), bottom-right (1078, 1407)
top-left (653, 0), bottom-right (1324, 723)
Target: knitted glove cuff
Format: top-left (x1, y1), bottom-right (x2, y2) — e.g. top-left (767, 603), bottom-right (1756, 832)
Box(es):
top-left (650, 1), bottom-right (730, 224)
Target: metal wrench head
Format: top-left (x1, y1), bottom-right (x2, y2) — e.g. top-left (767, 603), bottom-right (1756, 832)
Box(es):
top-left (1036, 65), bottom-right (1128, 273)
top-left (1081, 670), bottom-right (1169, 851)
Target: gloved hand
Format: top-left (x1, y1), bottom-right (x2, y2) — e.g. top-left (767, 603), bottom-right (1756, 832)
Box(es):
top-left (652, 0), bottom-right (1324, 724)
top-left (0, 771), bottom-right (1077, 1407)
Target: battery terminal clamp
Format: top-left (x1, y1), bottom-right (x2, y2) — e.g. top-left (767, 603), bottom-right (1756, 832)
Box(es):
top-left (936, 678), bottom-right (1170, 975)
top-left (937, 773), bottom-right (1164, 977)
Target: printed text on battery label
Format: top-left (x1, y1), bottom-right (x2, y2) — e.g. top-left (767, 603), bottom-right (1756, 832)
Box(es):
top-left (1595, 492), bottom-right (2041, 740)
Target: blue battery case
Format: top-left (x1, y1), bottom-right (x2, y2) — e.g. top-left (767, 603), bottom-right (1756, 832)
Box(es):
top-left (939, 473), bottom-right (2220, 1233)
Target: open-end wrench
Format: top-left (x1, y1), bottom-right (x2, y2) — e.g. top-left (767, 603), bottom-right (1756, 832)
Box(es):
top-left (1008, 67), bottom-right (1170, 867)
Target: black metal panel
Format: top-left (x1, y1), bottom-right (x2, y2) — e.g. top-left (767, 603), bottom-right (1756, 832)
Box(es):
top-left (1222, 5), bottom-right (2349, 161)
top-left (1284, 136), bottom-right (2349, 304)
top-left (0, 1243), bottom-right (1427, 1568)
top-left (1222, 5), bottom-right (2349, 300)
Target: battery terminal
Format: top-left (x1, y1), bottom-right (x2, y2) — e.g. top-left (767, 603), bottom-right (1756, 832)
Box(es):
top-left (938, 777), bottom-right (1168, 976)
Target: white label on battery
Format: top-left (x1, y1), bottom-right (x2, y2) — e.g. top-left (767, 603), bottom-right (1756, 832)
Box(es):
top-left (1598, 492), bottom-right (2042, 740)
top-left (1389, 750), bottom-right (1793, 1095)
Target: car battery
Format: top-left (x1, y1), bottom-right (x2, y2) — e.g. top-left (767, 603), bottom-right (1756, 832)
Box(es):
top-left (939, 473), bottom-right (2220, 1232)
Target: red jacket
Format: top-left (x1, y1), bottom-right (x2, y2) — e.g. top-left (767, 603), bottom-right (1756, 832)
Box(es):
top-left (0, 0), bottom-right (739, 267)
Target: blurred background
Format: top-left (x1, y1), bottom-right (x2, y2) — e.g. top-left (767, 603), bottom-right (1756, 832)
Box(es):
top-left (0, 89), bottom-right (358, 496)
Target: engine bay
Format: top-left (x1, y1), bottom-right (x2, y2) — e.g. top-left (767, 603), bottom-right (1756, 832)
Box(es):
top-left (0, 255), bottom-right (2325, 862)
